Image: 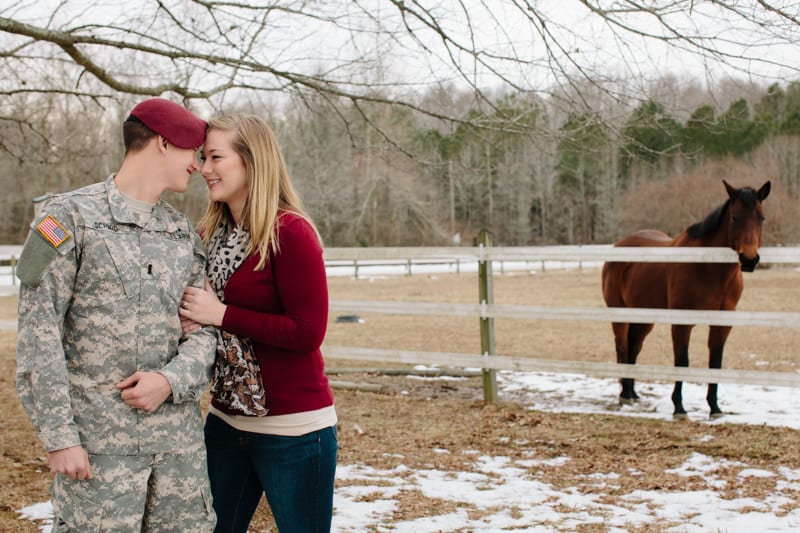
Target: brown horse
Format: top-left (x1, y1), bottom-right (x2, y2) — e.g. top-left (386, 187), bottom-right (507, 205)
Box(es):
top-left (601, 180), bottom-right (770, 418)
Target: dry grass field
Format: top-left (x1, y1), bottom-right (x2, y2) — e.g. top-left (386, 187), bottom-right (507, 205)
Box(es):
top-left (2, 266), bottom-right (800, 531)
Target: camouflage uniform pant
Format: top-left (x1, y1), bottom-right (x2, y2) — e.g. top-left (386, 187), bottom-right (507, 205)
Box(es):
top-left (50, 443), bottom-right (216, 532)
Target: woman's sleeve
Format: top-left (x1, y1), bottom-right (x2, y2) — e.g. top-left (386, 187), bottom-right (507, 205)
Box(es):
top-left (221, 217), bottom-right (328, 352)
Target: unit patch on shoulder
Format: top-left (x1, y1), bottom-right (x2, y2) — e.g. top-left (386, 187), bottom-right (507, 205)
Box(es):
top-left (36, 214), bottom-right (71, 248)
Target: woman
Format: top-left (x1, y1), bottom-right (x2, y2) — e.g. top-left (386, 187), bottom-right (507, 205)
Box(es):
top-left (179, 114), bottom-right (337, 533)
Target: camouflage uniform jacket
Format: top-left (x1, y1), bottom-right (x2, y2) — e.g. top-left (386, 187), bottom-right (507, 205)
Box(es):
top-left (16, 175), bottom-right (216, 455)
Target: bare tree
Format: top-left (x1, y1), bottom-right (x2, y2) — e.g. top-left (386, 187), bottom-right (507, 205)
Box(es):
top-left (3, 1), bottom-right (798, 134)
top-left (0, 92), bottom-right (120, 241)
top-left (3, 1), bottom-right (799, 244)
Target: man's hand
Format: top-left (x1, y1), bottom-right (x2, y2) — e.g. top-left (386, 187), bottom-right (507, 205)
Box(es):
top-left (48, 445), bottom-right (92, 480)
top-left (180, 314), bottom-right (203, 336)
top-left (116, 371), bottom-right (172, 412)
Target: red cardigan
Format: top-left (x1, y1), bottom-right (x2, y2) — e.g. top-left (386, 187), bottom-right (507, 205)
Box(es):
top-left (213, 213), bottom-right (334, 416)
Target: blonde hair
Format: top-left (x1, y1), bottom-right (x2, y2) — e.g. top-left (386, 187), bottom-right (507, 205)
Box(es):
top-left (197, 113), bottom-right (318, 270)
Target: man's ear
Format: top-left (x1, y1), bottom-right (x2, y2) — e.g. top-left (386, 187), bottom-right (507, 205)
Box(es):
top-left (156, 135), bottom-right (168, 152)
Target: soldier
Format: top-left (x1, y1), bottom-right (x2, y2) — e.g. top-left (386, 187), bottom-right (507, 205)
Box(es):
top-left (15, 98), bottom-right (217, 532)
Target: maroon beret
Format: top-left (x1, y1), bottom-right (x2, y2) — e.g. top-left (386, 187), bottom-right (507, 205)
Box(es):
top-left (127, 98), bottom-right (207, 149)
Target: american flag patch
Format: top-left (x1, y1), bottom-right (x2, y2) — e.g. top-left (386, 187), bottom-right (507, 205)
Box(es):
top-left (36, 215), bottom-right (70, 248)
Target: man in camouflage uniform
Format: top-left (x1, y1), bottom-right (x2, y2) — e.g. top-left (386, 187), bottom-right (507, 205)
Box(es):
top-left (16, 98), bottom-right (217, 532)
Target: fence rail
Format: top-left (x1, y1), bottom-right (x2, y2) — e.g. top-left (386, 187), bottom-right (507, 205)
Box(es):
top-left (323, 245), bottom-right (800, 278)
top-left (329, 300), bottom-right (800, 328)
top-left (324, 245), bottom-right (800, 264)
top-left (322, 346), bottom-right (800, 388)
top-left (0, 256), bottom-right (17, 286)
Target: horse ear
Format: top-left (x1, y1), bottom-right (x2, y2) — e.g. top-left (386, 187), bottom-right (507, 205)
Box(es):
top-left (758, 181), bottom-right (771, 201)
top-left (723, 179), bottom-right (736, 198)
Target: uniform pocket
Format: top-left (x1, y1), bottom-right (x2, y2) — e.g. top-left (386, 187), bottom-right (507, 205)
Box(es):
top-left (201, 483), bottom-right (216, 530)
top-left (71, 232), bottom-right (139, 315)
top-left (159, 240), bottom-right (195, 307)
top-left (51, 476), bottom-right (104, 532)
top-left (102, 235), bottom-right (141, 300)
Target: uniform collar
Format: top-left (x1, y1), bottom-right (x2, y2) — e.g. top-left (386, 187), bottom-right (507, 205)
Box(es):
top-left (105, 175), bottom-right (180, 232)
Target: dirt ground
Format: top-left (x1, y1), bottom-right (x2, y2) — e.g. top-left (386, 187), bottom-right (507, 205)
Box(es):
top-left (2, 267), bottom-right (800, 532)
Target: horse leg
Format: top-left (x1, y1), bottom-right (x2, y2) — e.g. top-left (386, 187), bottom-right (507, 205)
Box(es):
top-left (620, 323), bottom-right (653, 403)
top-left (670, 324), bottom-right (694, 419)
top-left (611, 322), bottom-right (635, 403)
top-left (707, 325), bottom-right (732, 418)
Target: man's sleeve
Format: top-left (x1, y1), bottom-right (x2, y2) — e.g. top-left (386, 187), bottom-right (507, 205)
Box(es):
top-left (15, 206), bottom-right (82, 451)
top-left (157, 231), bottom-right (217, 404)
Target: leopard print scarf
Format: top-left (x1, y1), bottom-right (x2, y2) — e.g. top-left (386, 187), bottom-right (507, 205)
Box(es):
top-left (207, 222), bottom-right (268, 416)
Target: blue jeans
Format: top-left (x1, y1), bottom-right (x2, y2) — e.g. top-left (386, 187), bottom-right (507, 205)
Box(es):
top-left (204, 413), bottom-right (338, 533)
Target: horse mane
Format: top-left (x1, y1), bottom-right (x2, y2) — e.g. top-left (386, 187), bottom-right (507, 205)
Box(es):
top-left (686, 187), bottom-right (759, 239)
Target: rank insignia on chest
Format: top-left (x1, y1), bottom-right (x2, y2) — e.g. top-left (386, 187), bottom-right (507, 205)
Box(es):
top-left (36, 214), bottom-right (71, 248)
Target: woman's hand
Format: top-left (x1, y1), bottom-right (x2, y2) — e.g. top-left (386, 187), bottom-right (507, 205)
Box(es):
top-left (179, 278), bottom-right (227, 327)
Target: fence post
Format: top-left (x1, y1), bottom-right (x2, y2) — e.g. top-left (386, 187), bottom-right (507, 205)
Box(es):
top-left (477, 230), bottom-right (497, 402)
top-left (11, 255), bottom-right (16, 286)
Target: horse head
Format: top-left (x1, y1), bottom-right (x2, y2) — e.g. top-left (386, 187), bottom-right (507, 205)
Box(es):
top-left (723, 180), bottom-right (771, 272)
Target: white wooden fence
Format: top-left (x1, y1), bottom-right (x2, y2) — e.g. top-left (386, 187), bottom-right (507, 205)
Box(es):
top-left (4, 242), bottom-right (800, 395)
top-left (323, 243), bottom-right (800, 400)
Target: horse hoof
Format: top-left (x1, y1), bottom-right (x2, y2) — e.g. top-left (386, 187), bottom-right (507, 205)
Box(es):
top-left (672, 412), bottom-right (689, 420)
top-left (709, 411), bottom-right (724, 419)
top-left (619, 397), bottom-right (635, 406)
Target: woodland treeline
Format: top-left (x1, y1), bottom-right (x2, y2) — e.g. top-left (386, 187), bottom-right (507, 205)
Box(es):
top-left (3, 78), bottom-right (800, 247)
